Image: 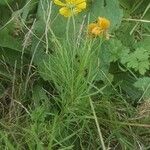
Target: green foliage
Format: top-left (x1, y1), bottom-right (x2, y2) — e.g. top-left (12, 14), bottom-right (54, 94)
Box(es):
top-left (90, 0), bottom-right (123, 29)
top-left (134, 77), bottom-right (150, 99)
top-left (121, 48), bottom-right (150, 75)
top-left (0, 0), bottom-right (150, 149)
top-left (115, 22), bottom-right (136, 47)
top-left (135, 37), bottom-right (150, 50)
top-left (0, 28), bottom-right (23, 52)
top-left (106, 39), bottom-right (129, 62)
top-left (49, 0), bottom-right (123, 37)
top-left (0, 0), bottom-right (14, 5)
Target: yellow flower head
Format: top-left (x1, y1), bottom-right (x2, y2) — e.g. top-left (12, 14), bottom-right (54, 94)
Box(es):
top-left (88, 23), bottom-right (102, 37)
top-left (97, 17), bottom-right (110, 30)
top-left (54, 0), bottom-right (86, 17)
top-left (88, 17), bottom-right (110, 38)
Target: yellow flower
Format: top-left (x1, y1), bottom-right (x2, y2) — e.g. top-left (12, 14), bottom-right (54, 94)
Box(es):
top-left (54, 0), bottom-right (86, 17)
top-left (88, 23), bottom-right (102, 37)
top-left (97, 17), bottom-right (110, 30)
top-left (88, 17), bottom-right (110, 38)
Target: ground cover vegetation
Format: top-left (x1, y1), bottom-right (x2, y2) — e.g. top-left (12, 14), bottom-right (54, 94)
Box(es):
top-left (0, 0), bottom-right (150, 149)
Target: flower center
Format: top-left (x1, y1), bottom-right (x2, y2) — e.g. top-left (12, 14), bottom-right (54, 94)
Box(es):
top-left (66, 3), bottom-right (76, 9)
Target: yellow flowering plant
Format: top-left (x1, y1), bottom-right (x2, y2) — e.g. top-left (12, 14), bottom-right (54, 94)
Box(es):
top-left (2, 0), bottom-right (150, 149)
top-left (53, 0), bottom-right (86, 17)
top-left (88, 17), bottom-right (110, 39)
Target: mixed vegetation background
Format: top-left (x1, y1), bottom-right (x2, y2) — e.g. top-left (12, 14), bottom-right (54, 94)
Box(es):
top-left (0, 0), bottom-right (150, 149)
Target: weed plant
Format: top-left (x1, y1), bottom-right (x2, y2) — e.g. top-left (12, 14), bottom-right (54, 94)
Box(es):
top-left (0, 0), bottom-right (150, 149)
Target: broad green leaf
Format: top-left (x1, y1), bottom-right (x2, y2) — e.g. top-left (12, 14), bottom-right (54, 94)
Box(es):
top-left (49, 0), bottom-right (123, 38)
top-left (0, 0), bottom-right (14, 5)
top-left (0, 28), bottom-right (23, 52)
top-left (0, 5), bottom-right (11, 26)
top-left (132, 0), bottom-right (150, 15)
top-left (115, 22), bottom-right (136, 48)
top-left (118, 0), bottom-right (133, 9)
top-left (90, 0), bottom-right (123, 30)
top-left (21, 0), bottom-right (40, 21)
top-left (95, 40), bottom-right (111, 81)
top-left (0, 47), bottom-right (29, 69)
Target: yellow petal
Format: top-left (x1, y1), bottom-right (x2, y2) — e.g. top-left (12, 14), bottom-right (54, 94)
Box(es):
top-left (97, 17), bottom-right (110, 30)
top-left (65, 0), bottom-right (75, 3)
top-left (92, 27), bottom-right (102, 36)
top-left (54, 0), bottom-right (66, 6)
top-left (75, 0), bottom-right (86, 5)
top-left (76, 2), bottom-right (86, 10)
top-left (59, 7), bottom-right (72, 17)
top-left (88, 23), bottom-right (97, 31)
top-left (72, 8), bottom-right (81, 14)
top-left (88, 23), bottom-right (102, 36)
